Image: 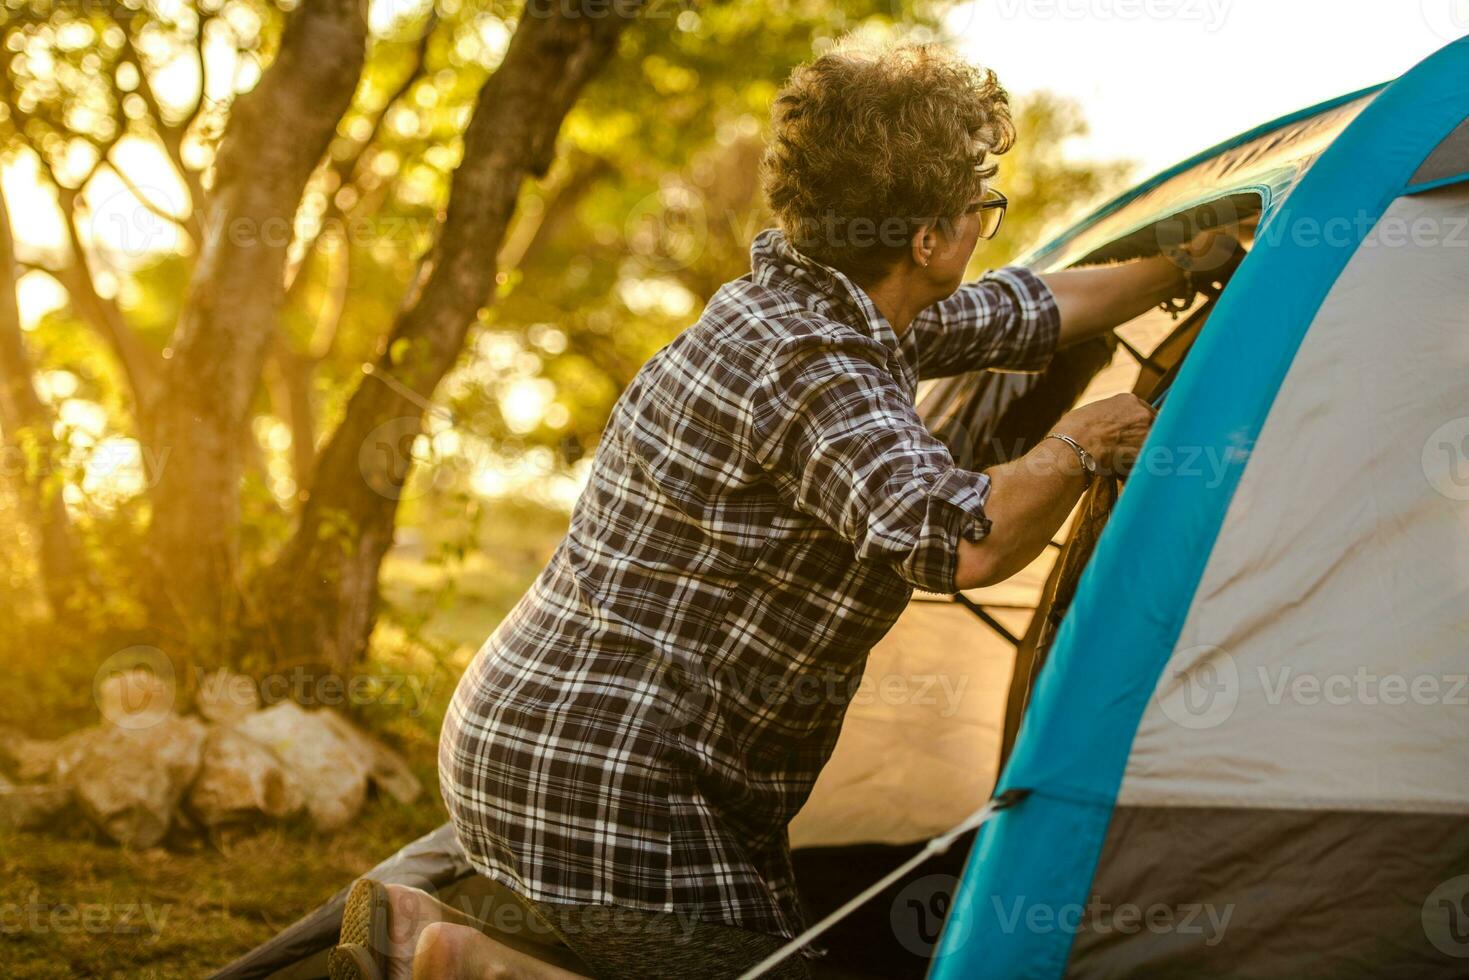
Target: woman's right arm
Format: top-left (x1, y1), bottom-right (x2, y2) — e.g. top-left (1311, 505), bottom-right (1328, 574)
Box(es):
top-left (955, 393), bottom-right (1157, 589)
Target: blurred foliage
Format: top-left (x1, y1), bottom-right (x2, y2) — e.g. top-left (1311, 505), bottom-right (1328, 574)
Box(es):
top-left (0, 0), bottom-right (1131, 643)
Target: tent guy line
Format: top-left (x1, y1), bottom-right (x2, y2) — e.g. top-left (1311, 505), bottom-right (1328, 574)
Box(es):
top-left (737, 789), bottom-right (1032, 980)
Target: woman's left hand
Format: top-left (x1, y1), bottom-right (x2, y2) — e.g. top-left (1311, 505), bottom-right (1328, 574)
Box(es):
top-left (1172, 219), bottom-right (1252, 291)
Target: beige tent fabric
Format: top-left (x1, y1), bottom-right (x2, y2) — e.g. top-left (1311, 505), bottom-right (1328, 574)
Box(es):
top-left (1120, 186), bottom-right (1469, 814)
top-left (789, 599), bottom-right (1024, 847)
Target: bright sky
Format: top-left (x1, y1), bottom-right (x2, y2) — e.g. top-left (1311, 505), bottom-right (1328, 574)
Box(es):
top-left (953, 0), bottom-right (1467, 178)
top-left (8, 0), bottom-right (1467, 327)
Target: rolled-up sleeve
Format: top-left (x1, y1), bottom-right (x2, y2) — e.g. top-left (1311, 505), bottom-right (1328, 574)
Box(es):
top-left (909, 265), bottom-right (1061, 380)
top-left (749, 339), bottom-right (991, 594)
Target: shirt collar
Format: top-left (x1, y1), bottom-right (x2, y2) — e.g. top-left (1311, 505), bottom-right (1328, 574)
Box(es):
top-left (748, 228), bottom-right (902, 357)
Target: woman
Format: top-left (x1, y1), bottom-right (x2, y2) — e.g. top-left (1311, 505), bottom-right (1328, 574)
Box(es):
top-left (332, 39), bottom-right (1235, 980)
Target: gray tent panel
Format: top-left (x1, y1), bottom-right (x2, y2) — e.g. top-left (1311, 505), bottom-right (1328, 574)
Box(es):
top-left (1411, 115), bottom-right (1469, 188)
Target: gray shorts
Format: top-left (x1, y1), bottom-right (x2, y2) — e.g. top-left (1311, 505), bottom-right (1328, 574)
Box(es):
top-left (463, 877), bottom-right (813, 980)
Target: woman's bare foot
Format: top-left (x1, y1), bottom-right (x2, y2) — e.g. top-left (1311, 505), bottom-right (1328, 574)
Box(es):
top-left (411, 922), bottom-right (588, 980)
top-left (381, 884), bottom-right (589, 980)
top-left (381, 884), bottom-right (467, 980)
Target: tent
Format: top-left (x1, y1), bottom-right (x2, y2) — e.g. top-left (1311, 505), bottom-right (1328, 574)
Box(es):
top-left (931, 35), bottom-right (1469, 979)
top-left (212, 36), bottom-right (1469, 980)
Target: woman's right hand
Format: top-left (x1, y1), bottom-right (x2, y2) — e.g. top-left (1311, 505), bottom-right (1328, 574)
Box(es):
top-left (959, 392), bottom-right (1159, 588)
top-left (1054, 393), bottom-right (1157, 476)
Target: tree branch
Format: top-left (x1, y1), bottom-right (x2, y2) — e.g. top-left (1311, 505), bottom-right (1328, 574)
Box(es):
top-left (285, 19), bottom-right (438, 297)
top-left (271, 230), bottom-right (351, 493)
top-left (498, 152), bottom-right (613, 271)
top-left (0, 184), bottom-right (90, 616)
top-left (259, 0), bottom-right (640, 670)
top-left (266, 340), bottom-right (319, 495)
top-left (181, 8), bottom-right (216, 139)
top-left (0, 79), bottom-right (161, 409)
top-left (104, 157), bottom-right (193, 232)
top-left (114, 23), bottom-right (207, 218)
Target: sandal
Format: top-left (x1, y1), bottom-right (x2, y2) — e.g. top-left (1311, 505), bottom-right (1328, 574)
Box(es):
top-left (328, 878), bottom-right (392, 980)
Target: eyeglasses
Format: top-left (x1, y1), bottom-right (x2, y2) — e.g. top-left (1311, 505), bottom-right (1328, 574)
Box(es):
top-left (965, 188), bottom-right (1008, 240)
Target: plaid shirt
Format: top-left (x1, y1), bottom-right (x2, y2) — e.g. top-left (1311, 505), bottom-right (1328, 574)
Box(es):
top-left (440, 229), bottom-right (1059, 941)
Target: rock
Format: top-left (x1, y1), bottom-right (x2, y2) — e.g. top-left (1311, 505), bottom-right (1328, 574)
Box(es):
top-left (186, 727), bottom-right (302, 829)
top-left (0, 781), bottom-right (73, 831)
top-left (0, 728), bottom-right (72, 782)
top-left (195, 670), bottom-right (261, 726)
top-left (319, 710), bottom-right (422, 805)
top-left (236, 702), bottom-right (369, 832)
top-left (96, 668), bottom-right (175, 730)
top-left (56, 717), bottom-right (206, 848)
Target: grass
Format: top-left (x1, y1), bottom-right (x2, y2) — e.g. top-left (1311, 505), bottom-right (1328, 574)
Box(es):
top-left (0, 499), bottom-right (569, 978)
top-left (0, 798), bottom-right (444, 978)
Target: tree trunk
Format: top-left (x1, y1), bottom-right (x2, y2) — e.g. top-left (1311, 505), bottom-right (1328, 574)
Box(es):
top-left (257, 1), bottom-right (637, 672)
top-left (143, 0), bottom-right (366, 657)
top-left (0, 187), bottom-right (88, 615)
top-left (267, 339), bottom-right (320, 495)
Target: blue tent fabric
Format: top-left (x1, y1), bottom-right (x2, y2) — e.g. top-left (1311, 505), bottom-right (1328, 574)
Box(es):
top-left (1017, 85), bottom-right (1382, 273)
top-left (930, 35), bottom-right (1469, 980)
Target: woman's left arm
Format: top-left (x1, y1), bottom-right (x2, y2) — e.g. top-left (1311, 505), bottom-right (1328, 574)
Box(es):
top-left (1043, 224), bottom-right (1253, 347)
top-left (1042, 254), bottom-right (1192, 348)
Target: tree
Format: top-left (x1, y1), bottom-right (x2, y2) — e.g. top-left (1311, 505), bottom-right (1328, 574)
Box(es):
top-left (255, 0), bottom-right (635, 672)
top-left (1, 0), bottom-right (639, 669)
top-left (144, 0), bottom-right (368, 653)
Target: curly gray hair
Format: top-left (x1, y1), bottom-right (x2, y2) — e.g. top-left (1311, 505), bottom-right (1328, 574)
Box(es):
top-left (762, 40), bottom-right (1015, 282)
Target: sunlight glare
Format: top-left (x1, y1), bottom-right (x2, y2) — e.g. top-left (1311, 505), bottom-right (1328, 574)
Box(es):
top-left (500, 378), bottom-right (556, 435)
top-left (15, 271), bottom-right (68, 330)
top-left (81, 436), bottom-right (148, 502)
